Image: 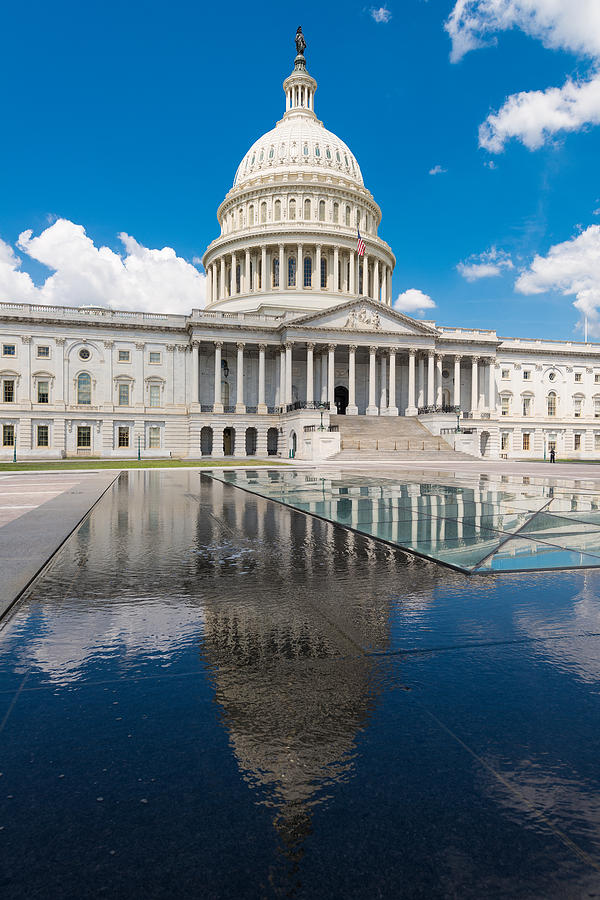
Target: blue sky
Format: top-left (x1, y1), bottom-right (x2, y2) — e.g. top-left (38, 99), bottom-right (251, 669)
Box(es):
top-left (1, 0), bottom-right (600, 338)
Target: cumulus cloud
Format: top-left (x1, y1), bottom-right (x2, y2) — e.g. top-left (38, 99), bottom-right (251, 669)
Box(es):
top-left (371, 6), bottom-right (392, 23)
top-left (446, 0), bottom-right (600, 152)
top-left (0, 219), bottom-right (205, 314)
top-left (516, 224), bottom-right (600, 330)
top-left (457, 246), bottom-right (514, 280)
top-left (429, 164), bottom-right (447, 175)
top-left (393, 288), bottom-right (436, 315)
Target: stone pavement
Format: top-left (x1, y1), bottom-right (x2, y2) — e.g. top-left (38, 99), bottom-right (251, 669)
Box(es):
top-left (0, 470), bottom-right (118, 621)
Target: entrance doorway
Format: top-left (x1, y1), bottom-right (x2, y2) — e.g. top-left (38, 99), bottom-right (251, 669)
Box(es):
top-left (334, 385), bottom-right (349, 414)
top-left (223, 427), bottom-right (235, 456)
top-left (480, 431), bottom-right (490, 457)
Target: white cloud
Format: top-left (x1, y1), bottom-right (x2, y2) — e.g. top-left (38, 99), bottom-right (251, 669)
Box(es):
top-left (429, 164), bottom-right (447, 175)
top-left (593, 208), bottom-right (600, 216)
top-left (457, 246), bottom-right (514, 280)
top-left (393, 288), bottom-right (436, 314)
top-left (371, 6), bottom-right (392, 23)
top-left (484, 159), bottom-right (497, 169)
top-left (516, 224), bottom-right (600, 329)
top-left (446, 0), bottom-right (600, 151)
top-left (0, 219), bottom-right (205, 314)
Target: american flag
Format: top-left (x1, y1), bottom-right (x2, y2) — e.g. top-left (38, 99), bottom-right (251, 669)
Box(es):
top-left (357, 228), bottom-right (365, 257)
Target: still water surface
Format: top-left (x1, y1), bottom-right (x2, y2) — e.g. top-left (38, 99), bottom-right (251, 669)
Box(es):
top-left (1, 469), bottom-right (600, 898)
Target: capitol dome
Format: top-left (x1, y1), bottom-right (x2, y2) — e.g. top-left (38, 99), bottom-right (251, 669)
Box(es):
top-left (202, 30), bottom-right (395, 315)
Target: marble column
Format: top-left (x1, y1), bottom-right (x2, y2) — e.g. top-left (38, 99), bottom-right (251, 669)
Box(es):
top-left (406, 348), bottom-right (417, 415)
top-left (334, 247), bottom-right (339, 292)
top-left (367, 346), bottom-right (378, 415)
top-left (245, 249), bottom-right (251, 293)
top-left (235, 343), bottom-right (245, 413)
top-left (261, 246), bottom-right (267, 293)
top-left (191, 340), bottom-right (200, 406)
top-left (374, 260), bottom-right (380, 303)
top-left (285, 343), bottom-right (293, 405)
top-left (279, 346), bottom-right (285, 408)
top-left (363, 253), bottom-right (369, 297)
top-left (417, 354), bottom-right (425, 408)
top-left (436, 354), bottom-right (443, 407)
top-left (219, 257), bottom-right (225, 300)
top-left (321, 351), bottom-right (327, 403)
top-left (327, 344), bottom-right (335, 408)
top-left (388, 349), bottom-right (398, 415)
top-left (315, 245), bottom-right (321, 291)
top-left (347, 345), bottom-right (358, 415)
top-left (381, 267), bottom-right (387, 307)
top-left (254, 252), bottom-right (260, 292)
top-left (427, 351), bottom-right (435, 406)
top-left (297, 244), bottom-right (303, 288)
top-left (213, 341), bottom-right (223, 413)
top-left (349, 250), bottom-right (356, 294)
top-left (258, 344), bottom-right (267, 414)
top-left (205, 268), bottom-right (212, 306)
top-left (278, 244), bottom-right (284, 289)
top-left (306, 342), bottom-right (314, 404)
top-left (453, 355), bottom-right (461, 408)
top-left (379, 352), bottom-right (387, 413)
top-left (471, 356), bottom-right (479, 414)
top-left (488, 359), bottom-right (496, 413)
top-left (231, 253), bottom-right (237, 295)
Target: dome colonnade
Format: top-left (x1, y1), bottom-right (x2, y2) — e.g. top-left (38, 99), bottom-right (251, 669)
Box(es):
top-left (202, 41), bottom-right (395, 313)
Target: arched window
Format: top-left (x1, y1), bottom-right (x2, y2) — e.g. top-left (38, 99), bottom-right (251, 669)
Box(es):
top-left (321, 257), bottom-right (327, 289)
top-left (547, 392), bottom-right (557, 417)
top-left (288, 255), bottom-right (296, 287)
top-left (333, 202), bottom-right (339, 223)
top-left (238, 208), bottom-right (244, 228)
top-left (274, 199), bottom-right (281, 221)
top-left (77, 372), bottom-right (91, 405)
top-left (319, 200), bottom-right (325, 221)
top-left (272, 257), bottom-right (279, 288)
top-left (345, 205), bottom-right (351, 226)
top-left (356, 208), bottom-right (361, 227)
top-left (260, 202), bottom-right (267, 224)
top-left (289, 199), bottom-right (296, 220)
top-left (304, 256), bottom-right (312, 288)
top-left (248, 204), bottom-right (254, 225)
top-left (245, 427), bottom-right (257, 456)
top-left (304, 198), bottom-right (311, 220)
top-left (267, 427), bottom-right (278, 456)
top-left (200, 426), bottom-right (213, 456)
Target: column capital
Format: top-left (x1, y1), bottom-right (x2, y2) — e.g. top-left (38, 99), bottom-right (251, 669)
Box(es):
top-left (454, 354), bottom-right (462, 362)
top-left (408, 347), bottom-right (416, 357)
top-left (236, 342), bottom-right (245, 351)
top-left (348, 344), bottom-right (357, 352)
top-left (258, 343), bottom-right (267, 352)
top-left (327, 343), bottom-right (336, 352)
top-left (388, 347), bottom-right (397, 356)
top-left (284, 341), bottom-right (294, 350)
top-left (472, 355), bottom-right (480, 363)
top-left (191, 340), bottom-right (200, 349)
top-left (56, 337), bottom-right (66, 346)
top-left (428, 348), bottom-right (435, 358)
top-left (369, 345), bottom-right (378, 354)
top-left (214, 340), bottom-right (223, 349)
top-left (306, 342), bottom-right (315, 351)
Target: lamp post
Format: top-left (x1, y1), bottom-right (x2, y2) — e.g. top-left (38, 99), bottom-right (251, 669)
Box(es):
top-left (13, 438), bottom-right (16, 464)
top-left (455, 408), bottom-right (461, 433)
top-left (137, 435), bottom-right (141, 461)
top-left (319, 409), bottom-right (324, 432)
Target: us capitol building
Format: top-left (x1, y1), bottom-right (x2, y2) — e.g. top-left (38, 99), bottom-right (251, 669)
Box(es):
top-left (1, 29), bottom-right (599, 462)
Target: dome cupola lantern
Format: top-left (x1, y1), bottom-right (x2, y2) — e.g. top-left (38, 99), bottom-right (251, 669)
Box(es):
top-left (202, 28), bottom-right (396, 314)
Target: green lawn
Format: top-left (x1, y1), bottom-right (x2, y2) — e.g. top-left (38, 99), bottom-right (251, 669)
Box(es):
top-left (0, 458), bottom-right (287, 473)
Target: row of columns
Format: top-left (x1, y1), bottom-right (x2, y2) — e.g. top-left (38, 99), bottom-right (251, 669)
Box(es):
top-left (206, 341), bottom-right (495, 416)
top-left (205, 244), bottom-right (393, 305)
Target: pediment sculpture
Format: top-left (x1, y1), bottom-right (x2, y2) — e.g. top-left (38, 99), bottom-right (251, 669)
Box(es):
top-left (344, 307), bottom-right (382, 331)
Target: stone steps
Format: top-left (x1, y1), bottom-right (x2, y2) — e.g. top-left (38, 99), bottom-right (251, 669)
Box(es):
top-left (329, 414), bottom-right (474, 459)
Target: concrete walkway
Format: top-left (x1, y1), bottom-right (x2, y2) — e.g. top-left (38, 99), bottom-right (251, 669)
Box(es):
top-left (0, 470), bottom-right (118, 621)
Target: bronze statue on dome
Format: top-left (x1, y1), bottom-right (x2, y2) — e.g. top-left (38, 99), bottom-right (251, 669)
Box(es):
top-left (295, 26), bottom-right (306, 57)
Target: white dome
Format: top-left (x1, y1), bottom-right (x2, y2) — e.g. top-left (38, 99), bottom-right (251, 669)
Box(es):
top-left (233, 115), bottom-right (364, 189)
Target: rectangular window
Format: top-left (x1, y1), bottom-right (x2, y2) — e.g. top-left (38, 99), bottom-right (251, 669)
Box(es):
top-left (595, 399), bottom-right (600, 418)
top-left (37, 345), bottom-right (50, 358)
top-left (37, 381), bottom-right (49, 404)
top-left (596, 374), bottom-right (600, 384)
top-left (37, 424), bottom-right (49, 447)
top-left (77, 426), bottom-right (91, 448)
top-left (595, 433), bottom-right (600, 451)
top-left (574, 433), bottom-right (582, 451)
top-left (575, 372), bottom-right (582, 382)
top-left (2, 424), bottom-right (15, 446)
top-left (149, 351), bottom-right (161, 364)
top-left (148, 425), bottom-right (160, 449)
top-left (2, 344), bottom-right (15, 356)
top-left (501, 396), bottom-right (509, 416)
top-left (118, 350), bottom-right (130, 362)
top-left (522, 397), bottom-right (531, 417)
top-left (118, 383), bottom-right (129, 406)
top-left (501, 369), bottom-right (509, 380)
top-left (3, 380), bottom-right (15, 403)
top-left (523, 370), bottom-right (531, 380)
top-left (149, 385), bottom-right (160, 408)
top-left (574, 398), bottom-right (582, 418)
top-left (118, 426), bottom-right (129, 448)
top-left (501, 433), bottom-right (509, 451)
top-left (522, 433), bottom-right (530, 451)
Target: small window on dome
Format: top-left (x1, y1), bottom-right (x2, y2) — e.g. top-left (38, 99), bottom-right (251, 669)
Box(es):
top-left (259, 150), bottom-right (264, 162)
top-left (304, 198), bottom-right (311, 220)
top-left (274, 199), bottom-right (281, 221)
top-left (336, 151), bottom-right (341, 163)
top-left (269, 147), bottom-right (274, 159)
top-left (251, 154), bottom-right (255, 165)
top-left (260, 202), bottom-right (267, 224)
top-left (319, 200), bottom-right (325, 221)
top-left (289, 199), bottom-right (296, 220)
top-left (326, 148), bottom-right (331, 160)
top-left (315, 145), bottom-right (320, 157)
top-left (333, 202), bottom-right (339, 223)
top-left (344, 154), bottom-right (349, 166)
top-left (345, 205), bottom-right (350, 226)
top-left (303, 144), bottom-right (309, 156)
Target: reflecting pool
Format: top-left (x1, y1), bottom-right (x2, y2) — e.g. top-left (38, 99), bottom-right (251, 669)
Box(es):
top-left (215, 467), bottom-right (600, 573)
top-left (1, 469), bottom-right (600, 897)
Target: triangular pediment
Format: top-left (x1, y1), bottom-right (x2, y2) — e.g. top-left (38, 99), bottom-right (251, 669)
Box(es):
top-left (287, 297), bottom-right (438, 336)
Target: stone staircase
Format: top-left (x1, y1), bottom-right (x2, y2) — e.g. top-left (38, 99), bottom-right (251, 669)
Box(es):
top-left (329, 414), bottom-right (474, 460)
